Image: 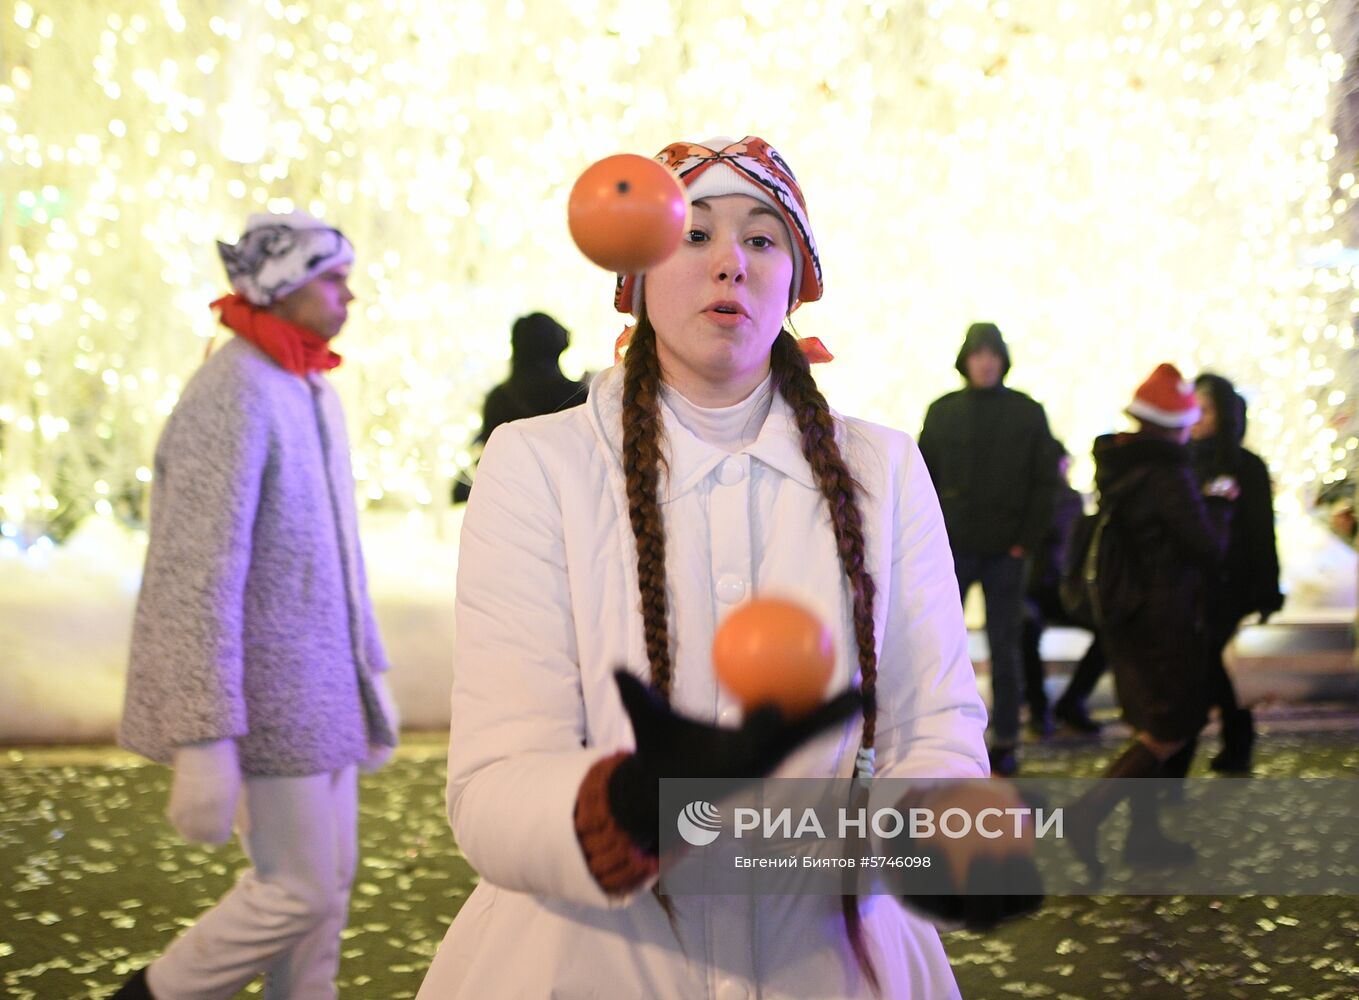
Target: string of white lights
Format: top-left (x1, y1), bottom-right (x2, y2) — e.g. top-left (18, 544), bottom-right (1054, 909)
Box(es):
top-left (0, 0), bottom-right (1354, 552)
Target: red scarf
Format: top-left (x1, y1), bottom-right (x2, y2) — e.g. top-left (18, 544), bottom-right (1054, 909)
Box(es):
top-left (210, 294), bottom-right (342, 377)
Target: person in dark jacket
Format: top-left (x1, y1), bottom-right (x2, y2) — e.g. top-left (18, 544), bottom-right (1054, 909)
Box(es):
top-left (481, 312), bottom-right (589, 442)
top-left (453, 312), bottom-right (589, 502)
top-left (1067, 364), bottom-right (1232, 884)
top-left (1187, 373), bottom-right (1284, 773)
top-left (918, 322), bottom-right (1056, 775)
top-left (1019, 441), bottom-right (1084, 737)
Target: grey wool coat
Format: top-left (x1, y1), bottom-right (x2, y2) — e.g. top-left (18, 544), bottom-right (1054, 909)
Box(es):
top-left (120, 336), bottom-right (396, 776)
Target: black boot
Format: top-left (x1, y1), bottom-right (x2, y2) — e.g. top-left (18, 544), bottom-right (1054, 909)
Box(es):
top-left (1056, 638), bottom-right (1108, 736)
top-left (1123, 783), bottom-right (1197, 868)
top-left (1027, 705), bottom-right (1055, 740)
top-left (1065, 741), bottom-right (1164, 886)
top-left (111, 967), bottom-right (154, 1000)
top-left (988, 743), bottom-right (1019, 778)
top-left (1160, 736), bottom-right (1197, 803)
top-left (1210, 708), bottom-right (1255, 774)
top-left (1054, 696), bottom-right (1101, 735)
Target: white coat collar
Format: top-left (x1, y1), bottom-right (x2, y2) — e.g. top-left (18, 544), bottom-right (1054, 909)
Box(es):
top-left (586, 364), bottom-right (820, 501)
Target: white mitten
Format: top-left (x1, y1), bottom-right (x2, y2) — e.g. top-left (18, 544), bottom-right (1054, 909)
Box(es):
top-left (361, 673), bottom-right (400, 772)
top-left (167, 738), bottom-right (241, 844)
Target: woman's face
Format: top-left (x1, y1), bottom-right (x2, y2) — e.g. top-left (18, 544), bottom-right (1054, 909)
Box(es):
top-left (643, 195), bottom-right (795, 407)
top-left (1190, 385), bottom-right (1217, 440)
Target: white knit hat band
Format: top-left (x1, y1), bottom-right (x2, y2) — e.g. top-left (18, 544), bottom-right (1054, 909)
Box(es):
top-left (217, 211), bottom-right (354, 306)
top-left (1126, 397), bottom-right (1202, 428)
top-left (666, 162), bottom-right (803, 310)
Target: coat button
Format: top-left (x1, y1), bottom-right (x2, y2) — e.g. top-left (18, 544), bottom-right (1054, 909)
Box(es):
top-left (715, 575), bottom-right (747, 604)
top-left (716, 457), bottom-right (746, 486)
top-left (715, 980), bottom-right (750, 1000)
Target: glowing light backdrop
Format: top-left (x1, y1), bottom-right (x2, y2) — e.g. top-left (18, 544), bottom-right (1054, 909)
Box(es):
top-left (1, 0), bottom-right (1356, 550)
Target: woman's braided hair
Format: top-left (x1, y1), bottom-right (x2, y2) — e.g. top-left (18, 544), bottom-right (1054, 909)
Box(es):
top-left (621, 313), bottom-right (881, 990)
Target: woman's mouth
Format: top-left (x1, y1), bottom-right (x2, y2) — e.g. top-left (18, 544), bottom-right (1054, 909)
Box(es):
top-left (704, 302), bottom-right (746, 326)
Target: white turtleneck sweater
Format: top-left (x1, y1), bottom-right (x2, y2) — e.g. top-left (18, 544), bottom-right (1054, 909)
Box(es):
top-left (659, 372), bottom-right (775, 453)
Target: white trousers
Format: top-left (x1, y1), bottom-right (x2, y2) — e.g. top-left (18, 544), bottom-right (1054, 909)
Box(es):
top-left (148, 765), bottom-right (359, 1000)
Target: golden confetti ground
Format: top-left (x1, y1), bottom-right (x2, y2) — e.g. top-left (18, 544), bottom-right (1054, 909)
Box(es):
top-left (2, 717), bottom-right (1358, 999)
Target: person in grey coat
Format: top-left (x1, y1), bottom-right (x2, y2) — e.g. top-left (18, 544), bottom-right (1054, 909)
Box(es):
top-left (114, 211), bottom-right (398, 1000)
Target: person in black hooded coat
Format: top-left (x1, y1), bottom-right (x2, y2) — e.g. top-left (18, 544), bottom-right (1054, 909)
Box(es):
top-left (1066, 364), bottom-right (1232, 883)
top-left (453, 313), bottom-right (589, 502)
top-left (1186, 373), bottom-right (1283, 773)
top-left (918, 322), bottom-right (1056, 776)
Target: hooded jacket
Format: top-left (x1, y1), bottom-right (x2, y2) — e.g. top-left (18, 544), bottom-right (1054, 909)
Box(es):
top-left (918, 326), bottom-right (1054, 555)
top-left (477, 313), bottom-right (588, 444)
top-left (1190, 375), bottom-right (1283, 622)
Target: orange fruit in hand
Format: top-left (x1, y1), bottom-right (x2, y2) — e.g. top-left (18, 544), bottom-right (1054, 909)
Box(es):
top-left (567, 153), bottom-right (689, 274)
top-left (712, 598), bottom-right (835, 719)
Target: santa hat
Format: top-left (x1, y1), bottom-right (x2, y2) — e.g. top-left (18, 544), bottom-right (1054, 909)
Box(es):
top-left (1126, 363), bottom-right (1200, 428)
top-left (614, 135), bottom-right (821, 315)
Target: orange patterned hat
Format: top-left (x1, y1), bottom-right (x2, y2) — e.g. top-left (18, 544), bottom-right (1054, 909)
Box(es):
top-left (614, 136), bottom-right (823, 315)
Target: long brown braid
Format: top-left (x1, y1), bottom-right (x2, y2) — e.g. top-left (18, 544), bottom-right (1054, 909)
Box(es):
top-left (620, 315), bottom-right (675, 697)
top-left (622, 318), bottom-right (882, 991)
top-left (767, 331), bottom-right (879, 751)
top-left (769, 330), bottom-right (881, 993)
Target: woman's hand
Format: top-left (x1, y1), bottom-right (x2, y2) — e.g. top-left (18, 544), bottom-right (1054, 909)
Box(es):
top-left (606, 670), bottom-right (860, 853)
top-left (889, 780), bottom-right (1044, 930)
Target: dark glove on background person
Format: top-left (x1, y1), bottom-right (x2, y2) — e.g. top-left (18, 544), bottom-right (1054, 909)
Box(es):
top-left (607, 670), bottom-right (861, 854)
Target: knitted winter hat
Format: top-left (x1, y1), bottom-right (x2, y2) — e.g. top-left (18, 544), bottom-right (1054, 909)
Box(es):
top-left (217, 211), bottom-right (354, 306)
top-left (1127, 363), bottom-right (1201, 428)
top-left (954, 321), bottom-right (1012, 379)
top-left (614, 135), bottom-right (822, 315)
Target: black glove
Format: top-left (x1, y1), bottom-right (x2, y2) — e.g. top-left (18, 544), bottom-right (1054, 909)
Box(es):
top-left (607, 670), bottom-right (861, 854)
top-left (889, 782), bottom-right (1044, 930)
top-left (895, 847), bottom-right (1044, 930)
top-left (1257, 595), bottom-right (1283, 625)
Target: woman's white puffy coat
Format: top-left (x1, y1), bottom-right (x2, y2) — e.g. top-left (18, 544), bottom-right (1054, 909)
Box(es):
top-left (417, 365), bottom-right (988, 999)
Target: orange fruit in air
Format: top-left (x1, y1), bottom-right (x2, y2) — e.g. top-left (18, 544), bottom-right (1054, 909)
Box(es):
top-left (567, 153), bottom-right (689, 274)
top-left (712, 597), bottom-right (835, 719)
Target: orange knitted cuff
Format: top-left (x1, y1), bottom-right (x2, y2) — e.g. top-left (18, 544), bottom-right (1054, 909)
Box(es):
top-left (575, 752), bottom-right (660, 896)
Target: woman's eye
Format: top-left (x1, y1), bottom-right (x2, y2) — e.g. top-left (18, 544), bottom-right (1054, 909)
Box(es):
top-left (748, 235), bottom-right (775, 249)
top-left (684, 229), bottom-right (709, 243)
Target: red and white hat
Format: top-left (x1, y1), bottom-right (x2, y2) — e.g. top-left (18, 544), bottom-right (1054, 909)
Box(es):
top-left (611, 135), bottom-right (833, 365)
top-left (614, 136), bottom-right (822, 315)
top-left (1126, 363), bottom-right (1200, 428)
